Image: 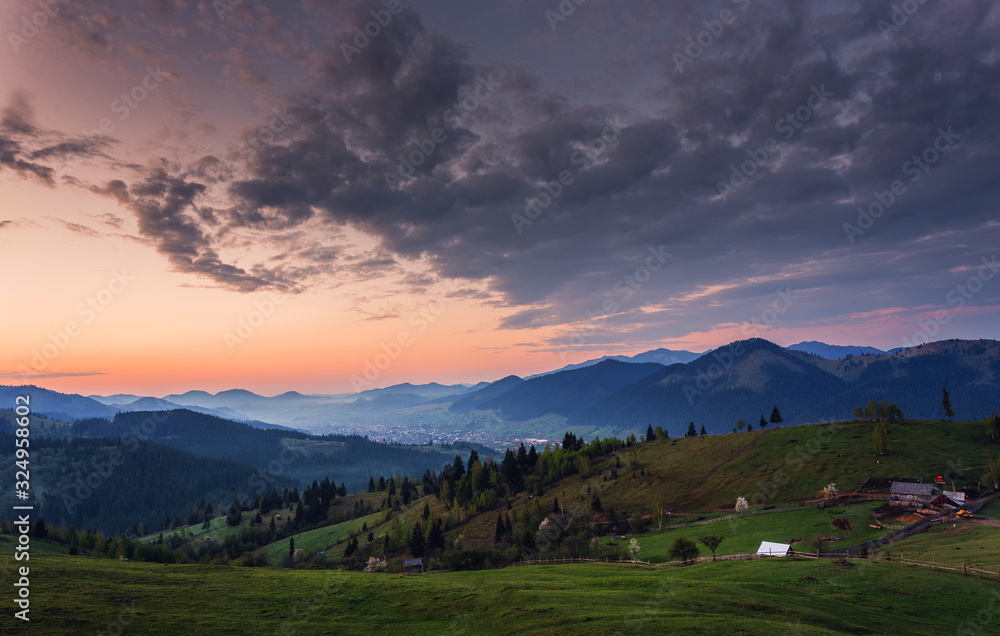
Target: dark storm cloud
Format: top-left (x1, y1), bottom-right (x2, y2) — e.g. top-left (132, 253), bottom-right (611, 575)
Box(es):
top-left (36, 0), bottom-right (999, 338)
top-left (106, 171), bottom-right (303, 292)
top-left (0, 90), bottom-right (118, 186)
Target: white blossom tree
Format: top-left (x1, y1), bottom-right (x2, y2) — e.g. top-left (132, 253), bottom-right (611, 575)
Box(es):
top-left (628, 537), bottom-right (641, 562)
top-left (822, 483), bottom-right (838, 501)
top-left (735, 496), bottom-right (749, 516)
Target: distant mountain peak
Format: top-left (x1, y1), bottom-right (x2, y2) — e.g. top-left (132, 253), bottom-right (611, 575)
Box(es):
top-left (787, 341), bottom-right (885, 360)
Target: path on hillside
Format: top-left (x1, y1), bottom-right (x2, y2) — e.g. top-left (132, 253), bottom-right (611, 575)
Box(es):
top-left (666, 432), bottom-right (762, 514)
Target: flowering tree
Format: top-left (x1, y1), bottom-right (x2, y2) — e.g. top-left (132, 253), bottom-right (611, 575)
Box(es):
top-left (735, 496), bottom-right (749, 516)
top-left (822, 483), bottom-right (838, 501)
top-left (364, 556), bottom-right (387, 573)
top-left (628, 537), bottom-right (641, 561)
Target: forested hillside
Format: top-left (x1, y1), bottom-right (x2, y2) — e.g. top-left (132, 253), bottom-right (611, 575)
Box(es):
top-left (67, 410), bottom-right (470, 492)
top-left (566, 339), bottom-right (1000, 436)
top-left (0, 431), bottom-right (280, 535)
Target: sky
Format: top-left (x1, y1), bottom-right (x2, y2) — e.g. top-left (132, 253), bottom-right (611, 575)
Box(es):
top-left (1, 0), bottom-right (998, 396)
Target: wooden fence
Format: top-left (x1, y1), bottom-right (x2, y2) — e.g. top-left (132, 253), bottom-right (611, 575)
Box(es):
top-left (511, 552), bottom-right (812, 568)
top-left (511, 552), bottom-right (1000, 582)
top-left (897, 554), bottom-right (1000, 581)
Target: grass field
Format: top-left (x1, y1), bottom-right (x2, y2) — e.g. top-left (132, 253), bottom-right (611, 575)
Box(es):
top-left (608, 502), bottom-right (887, 561)
top-left (0, 538), bottom-right (74, 557)
top-left (1, 554), bottom-right (998, 634)
top-left (886, 523), bottom-right (1000, 570)
top-left (976, 498), bottom-right (1000, 520)
top-left (260, 511), bottom-right (385, 563)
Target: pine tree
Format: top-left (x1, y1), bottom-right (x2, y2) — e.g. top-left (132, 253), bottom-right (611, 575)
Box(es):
top-left (769, 406), bottom-right (783, 426)
top-left (408, 523), bottom-right (426, 557)
top-left (427, 519), bottom-right (445, 551)
top-left (646, 425), bottom-right (655, 441)
top-left (527, 444), bottom-right (539, 468)
top-left (986, 410), bottom-right (1000, 441)
top-left (495, 512), bottom-right (505, 544)
top-left (759, 414), bottom-right (767, 429)
top-left (700, 424), bottom-right (707, 436)
top-left (289, 537), bottom-right (295, 557)
top-left (686, 422), bottom-right (697, 437)
top-left (942, 388), bottom-right (955, 421)
top-left (368, 477), bottom-right (376, 492)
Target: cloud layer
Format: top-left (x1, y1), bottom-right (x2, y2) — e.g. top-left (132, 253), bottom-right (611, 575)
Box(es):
top-left (5, 0), bottom-right (1000, 349)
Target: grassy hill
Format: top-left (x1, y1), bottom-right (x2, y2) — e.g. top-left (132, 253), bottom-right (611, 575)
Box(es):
top-left (1, 554), bottom-right (998, 634)
top-left (416, 417), bottom-right (996, 555)
top-left (610, 502), bottom-right (888, 562)
top-left (2, 415), bottom-right (1000, 632)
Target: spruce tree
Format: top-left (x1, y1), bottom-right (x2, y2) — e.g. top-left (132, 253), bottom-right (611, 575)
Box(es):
top-left (942, 388), bottom-right (955, 421)
top-left (769, 406), bottom-right (783, 425)
top-left (495, 512), bottom-right (505, 544)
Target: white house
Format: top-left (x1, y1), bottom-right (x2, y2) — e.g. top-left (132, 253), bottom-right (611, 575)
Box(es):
top-left (756, 541), bottom-right (791, 557)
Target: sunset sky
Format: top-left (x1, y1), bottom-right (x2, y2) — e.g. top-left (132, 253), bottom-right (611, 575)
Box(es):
top-left (1, 0), bottom-right (998, 396)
